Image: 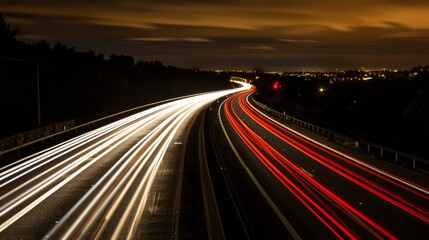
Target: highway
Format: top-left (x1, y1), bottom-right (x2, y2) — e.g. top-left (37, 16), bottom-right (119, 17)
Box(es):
top-left (0, 82), bottom-right (250, 239)
top-left (2, 81), bottom-right (428, 239)
top-left (209, 87), bottom-right (429, 239)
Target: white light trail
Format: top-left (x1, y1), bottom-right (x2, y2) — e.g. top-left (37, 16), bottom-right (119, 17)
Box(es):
top-left (0, 82), bottom-right (249, 238)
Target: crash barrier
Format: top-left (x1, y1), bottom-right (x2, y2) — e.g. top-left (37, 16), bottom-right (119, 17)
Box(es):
top-left (252, 98), bottom-right (429, 173)
top-left (0, 96), bottom-right (191, 160)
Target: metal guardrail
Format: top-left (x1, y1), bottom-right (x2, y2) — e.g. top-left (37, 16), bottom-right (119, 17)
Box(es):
top-left (252, 98), bottom-right (429, 172)
top-left (0, 120), bottom-right (75, 154)
top-left (0, 95), bottom-right (194, 161)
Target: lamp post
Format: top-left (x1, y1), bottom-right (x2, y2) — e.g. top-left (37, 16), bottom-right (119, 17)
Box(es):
top-left (36, 61), bottom-right (40, 126)
top-left (0, 55), bottom-right (41, 126)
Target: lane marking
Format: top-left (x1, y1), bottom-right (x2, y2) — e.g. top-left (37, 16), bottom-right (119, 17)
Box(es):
top-left (300, 167), bottom-right (314, 178)
top-left (218, 99), bottom-right (302, 240)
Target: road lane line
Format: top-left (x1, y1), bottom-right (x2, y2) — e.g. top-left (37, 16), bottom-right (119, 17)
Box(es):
top-left (218, 99), bottom-right (302, 240)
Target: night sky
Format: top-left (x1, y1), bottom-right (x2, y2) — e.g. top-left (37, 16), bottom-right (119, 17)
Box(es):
top-left (2, 0), bottom-right (429, 71)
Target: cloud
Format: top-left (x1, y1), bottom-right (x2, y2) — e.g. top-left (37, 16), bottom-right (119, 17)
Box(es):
top-left (279, 39), bottom-right (320, 43)
top-left (1, 0), bottom-right (429, 70)
top-left (240, 45), bottom-right (276, 51)
top-left (125, 37), bottom-right (214, 42)
top-left (17, 34), bottom-right (50, 40)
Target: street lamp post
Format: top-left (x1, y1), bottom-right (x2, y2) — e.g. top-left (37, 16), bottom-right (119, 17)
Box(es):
top-left (0, 55), bottom-right (41, 126)
top-left (36, 61), bottom-right (40, 126)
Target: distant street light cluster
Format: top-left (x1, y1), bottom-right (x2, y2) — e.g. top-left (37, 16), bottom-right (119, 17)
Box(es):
top-left (278, 65), bottom-right (429, 83)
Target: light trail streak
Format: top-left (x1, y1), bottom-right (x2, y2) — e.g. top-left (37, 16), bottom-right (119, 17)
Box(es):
top-left (0, 99), bottom-right (183, 185)
top-left (1, 114), bottom-right (162, 232)
top-left (0, 94), bottom-right (202, 177)
top-left (220, 89), bottom-right (428, 239)
top-left (239, 93), bottom-right (429, 223)
top-left (1, 104), bottom-right (175, 213)
top-left (48, 89), bottom-right (250, 239)
top-left (245, 94), bottom-right (429, 197)
top-left (1, 82), bottom-right (250, 237)
top-left (222, 93), bottom-right (367, 239)
top-left (218, 97), bottom-right (302, 240)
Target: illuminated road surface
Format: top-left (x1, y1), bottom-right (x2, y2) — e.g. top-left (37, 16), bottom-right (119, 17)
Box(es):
top-left (0, 82), bottom-right (250, 239)
top-left (213, 88), bottom-right (429, 239)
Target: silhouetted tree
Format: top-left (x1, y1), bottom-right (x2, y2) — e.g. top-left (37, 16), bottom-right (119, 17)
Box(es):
top-left (404, 77), bottom-right (429, 129)
top-left (0, 14), bottom-right (231, 138)
top-left (0, 13), bottom-right (17, 55)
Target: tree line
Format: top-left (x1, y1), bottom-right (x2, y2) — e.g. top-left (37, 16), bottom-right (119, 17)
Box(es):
top-left (0, 13), bottom-right (231, 137)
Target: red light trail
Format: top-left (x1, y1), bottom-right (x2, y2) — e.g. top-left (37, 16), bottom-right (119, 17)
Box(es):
top-left (221, 89), bottom-right (429, 239)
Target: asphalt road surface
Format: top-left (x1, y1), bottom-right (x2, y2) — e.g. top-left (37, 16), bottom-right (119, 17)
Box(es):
top-left (0, 82), bottom-right (250, 240)
top-left (2, 81), bottom-right (427, 239)
top-left (208, 87), bottom-right (429, 239)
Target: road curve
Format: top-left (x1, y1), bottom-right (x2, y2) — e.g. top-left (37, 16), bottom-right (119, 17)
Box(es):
top-left (0, 82), bottom-right (250, 239)
top-left (213, 87), bottom-right (429, 239)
